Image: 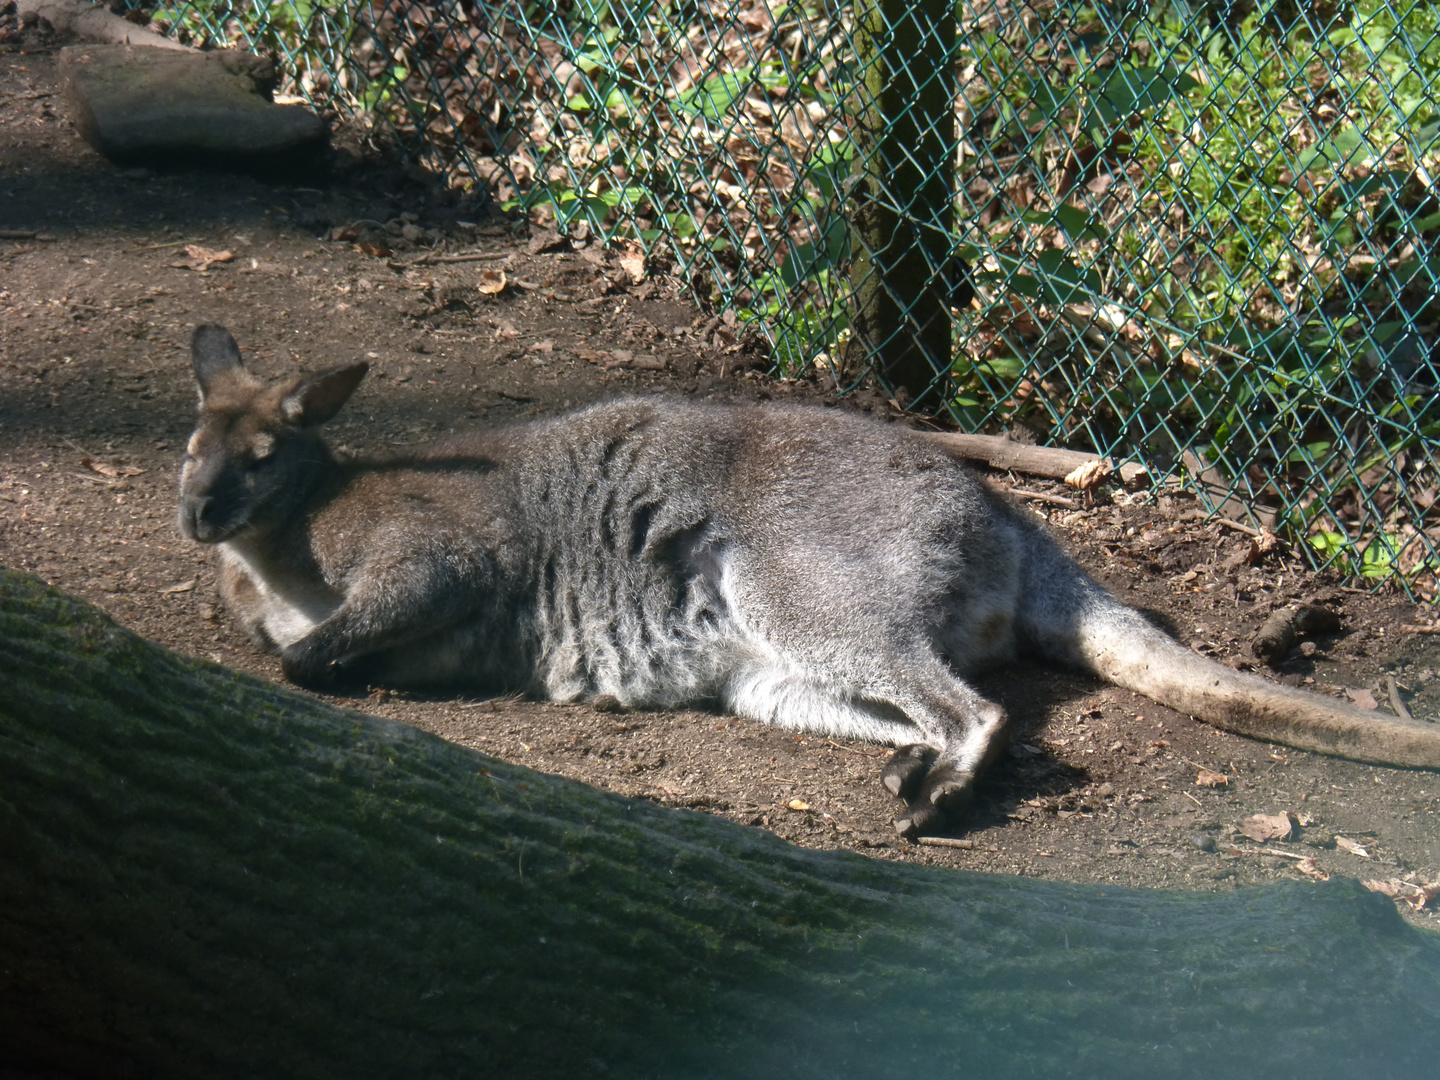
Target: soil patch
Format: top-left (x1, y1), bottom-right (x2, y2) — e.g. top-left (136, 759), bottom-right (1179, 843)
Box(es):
top-left (3, 41), bottom-right (1439, 929)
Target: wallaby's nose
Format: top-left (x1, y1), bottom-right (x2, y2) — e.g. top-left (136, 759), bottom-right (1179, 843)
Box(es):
top-left (179, 494), bottom-right (218, 542)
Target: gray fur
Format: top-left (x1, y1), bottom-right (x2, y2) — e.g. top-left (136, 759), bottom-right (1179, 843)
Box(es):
top-left (178, 326), bottom-right (1440, 836)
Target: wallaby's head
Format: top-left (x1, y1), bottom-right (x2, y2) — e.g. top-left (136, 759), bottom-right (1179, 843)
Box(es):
top-left (178, 325), bottom-right (368, 545)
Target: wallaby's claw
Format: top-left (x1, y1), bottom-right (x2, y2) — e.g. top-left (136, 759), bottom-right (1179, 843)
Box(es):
top-left (281, 645), bottom-right (360, 693)
top-left (880, 743), bottom-right (935, 800)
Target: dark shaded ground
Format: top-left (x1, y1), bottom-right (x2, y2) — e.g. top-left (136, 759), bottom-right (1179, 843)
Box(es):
top-left (2, 40), bottom-right (1439, 931)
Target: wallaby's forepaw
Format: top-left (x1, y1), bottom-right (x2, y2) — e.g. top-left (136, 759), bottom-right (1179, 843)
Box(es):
top-left (887, 756), bottom-right (978, 839)
top-left (281, 643), bottom-right (365, 693)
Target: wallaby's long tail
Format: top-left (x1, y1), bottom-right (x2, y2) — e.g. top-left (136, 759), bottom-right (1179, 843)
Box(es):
top-left (1074, 597), bottom-right (1440, 769)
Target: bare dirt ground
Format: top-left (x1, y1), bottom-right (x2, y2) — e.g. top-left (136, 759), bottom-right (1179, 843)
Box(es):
top-left (3, 38), bottom-right (1439, 929)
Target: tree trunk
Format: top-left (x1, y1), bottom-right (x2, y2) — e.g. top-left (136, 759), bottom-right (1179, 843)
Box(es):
top-left (1, 568), bottom-right (1437, 1079)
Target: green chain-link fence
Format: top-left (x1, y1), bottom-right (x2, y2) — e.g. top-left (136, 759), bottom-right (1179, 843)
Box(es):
top-left (148, 0), bottom-right (1440, 596)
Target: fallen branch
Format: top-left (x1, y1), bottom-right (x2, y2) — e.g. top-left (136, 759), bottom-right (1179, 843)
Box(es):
top-left (919, 430), bottom-right (1148, 486)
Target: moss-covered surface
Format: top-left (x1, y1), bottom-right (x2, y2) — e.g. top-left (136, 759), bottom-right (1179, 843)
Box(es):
top-left (1, 568), bottom-right (1438, 1078)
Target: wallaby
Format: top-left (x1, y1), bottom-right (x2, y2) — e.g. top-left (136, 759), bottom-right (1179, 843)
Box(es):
top-left (179, 325), bottom-right (1440, 835)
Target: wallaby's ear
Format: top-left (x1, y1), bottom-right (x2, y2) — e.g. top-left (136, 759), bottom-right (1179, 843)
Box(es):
top-left (280, 362), bottom-right (370, 426)
top-left (191, 325), bottom-right (246, 398)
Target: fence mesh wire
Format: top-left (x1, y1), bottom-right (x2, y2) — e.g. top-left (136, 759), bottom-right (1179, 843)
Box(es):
top-left (151, 0), bottom-right (1440, 596)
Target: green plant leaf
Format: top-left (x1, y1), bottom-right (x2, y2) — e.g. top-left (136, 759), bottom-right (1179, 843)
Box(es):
top-left (677, 72), bottom-right (752, 120)
top-left (1033, 249), bottom-right (1101, 305)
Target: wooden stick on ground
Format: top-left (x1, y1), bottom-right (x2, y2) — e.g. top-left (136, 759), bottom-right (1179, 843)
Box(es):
top-left (919, 430), bottom-right (1148, 486)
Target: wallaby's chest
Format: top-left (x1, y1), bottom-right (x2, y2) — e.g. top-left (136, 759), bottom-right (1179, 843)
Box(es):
top-left (219, 544), bottom-right (343, 650)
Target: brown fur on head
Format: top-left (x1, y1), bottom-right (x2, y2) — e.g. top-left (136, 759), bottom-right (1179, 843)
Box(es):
top-left (178, 326), bottom-right (367, 545)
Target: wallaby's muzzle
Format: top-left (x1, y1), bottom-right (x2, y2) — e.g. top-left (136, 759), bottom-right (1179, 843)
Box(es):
top-left (177, 452), bottom-right (253, 545)
top-left (178, 489), bottom-right (236, 545)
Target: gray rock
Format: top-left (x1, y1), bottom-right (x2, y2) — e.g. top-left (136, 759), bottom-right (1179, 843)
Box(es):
top-left (58, 44), bottom-right (328, 174)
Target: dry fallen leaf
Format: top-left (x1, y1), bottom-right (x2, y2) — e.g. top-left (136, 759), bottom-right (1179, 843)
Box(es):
top-left (477, 269), bottom-right (508, 295)
top-left (1334, 836), bottom-right (1370, 858)
top-left (159, 579), bottom-right (197, 595)
top-left (81, 457), bottom-right (144, 478)
top-left (355, 241), bottom-right (391, 258)
top-left (1364, 879), bottom-right (1440, 910)
top-left (616, 249), bottom-right (646, 283)
top-left (1347, 688), bottom-right (1379, 710)
top-left (493, 320), bottom-right (519, 340)
top-left (169, 245), bottom-right (233, 272)
top-left (1294, 857), bottom-right (1330, 881)
top-left (1255, 528), bottom-right (1283, 556)
top-left (786, 799), bottom-right (811, 812)
top-left (1063, 458), bottom-right (1112, 491)
top-left (1237, 812), bottom-right (1293, 842)
top-left (1196, 769), bottom-right (1229, 788)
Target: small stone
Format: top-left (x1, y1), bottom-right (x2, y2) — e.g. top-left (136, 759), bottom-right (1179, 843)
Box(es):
top-left (1190, 833), bottom-right (1217, 853)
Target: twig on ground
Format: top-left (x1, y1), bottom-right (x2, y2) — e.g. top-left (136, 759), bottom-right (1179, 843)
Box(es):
top-left (1387, 676), bottom-right (1414, 723)
top-left (916, 836), bottom-right (977, 849)
top-left (407, 251), bottom-right (510, 265)
top-left (1224, 845), bottom-right (1313, 860)
top-left (1007, 488), bottom-right (1079, 509)
top-left (124, 238), bottom-right (201, 253)
top-left (1215, 517), bottom-right (1262, 538)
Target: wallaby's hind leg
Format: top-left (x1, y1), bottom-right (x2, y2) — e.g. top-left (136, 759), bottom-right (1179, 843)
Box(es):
top-left (723, 654), bottom-right (1010, 837)
top-left (878, 671), bottom-right (1010, 837)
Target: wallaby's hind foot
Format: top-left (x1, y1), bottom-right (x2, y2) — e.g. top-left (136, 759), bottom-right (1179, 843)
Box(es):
top-left (883, 700), bottom-right (1010, 837)
top-left (891, 757), bottom-right (991, 838)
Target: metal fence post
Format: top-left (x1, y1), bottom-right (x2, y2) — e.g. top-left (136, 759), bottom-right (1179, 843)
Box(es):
top-left (846, 0), bottom-right (956, 407)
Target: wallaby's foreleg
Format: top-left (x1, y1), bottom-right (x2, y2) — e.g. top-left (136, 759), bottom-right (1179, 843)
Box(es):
top-left (279, 558), bottom-right (482, 691)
